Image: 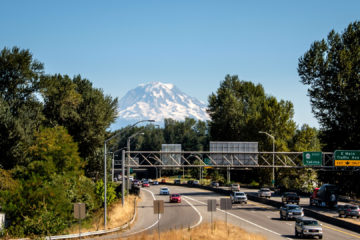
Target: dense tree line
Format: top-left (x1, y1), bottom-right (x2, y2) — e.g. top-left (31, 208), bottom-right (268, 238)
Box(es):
top-left (0, 47), bottom-right (118, 237)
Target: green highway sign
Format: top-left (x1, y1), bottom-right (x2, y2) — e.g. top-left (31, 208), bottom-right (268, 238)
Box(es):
top-left (334, 150), bottom-right (360, 166)
top-left (303, 152), bottom-right (322, 166)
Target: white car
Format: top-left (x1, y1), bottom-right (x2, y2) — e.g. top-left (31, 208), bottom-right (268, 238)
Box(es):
top-left (160, 187), bottom-right (170, 195)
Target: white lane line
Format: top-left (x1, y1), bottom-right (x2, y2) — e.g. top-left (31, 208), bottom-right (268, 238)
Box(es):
top-left (182, 196), bottom-right (203, 229)
top-left (183, 195), bottom-right (290, 238)
top-left (122, 189), bottom-right (161, 236)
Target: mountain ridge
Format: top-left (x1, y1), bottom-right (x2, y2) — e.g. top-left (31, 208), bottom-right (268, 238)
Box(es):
top-left (111, 82), bottom-right (209, 129)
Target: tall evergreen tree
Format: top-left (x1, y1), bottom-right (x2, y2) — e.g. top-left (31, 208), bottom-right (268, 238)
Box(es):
top-left (298, 21), bottom-right (360, 150)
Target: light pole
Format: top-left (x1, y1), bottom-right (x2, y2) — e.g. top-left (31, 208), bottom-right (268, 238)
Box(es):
top-left (259, 131), bottom-right (275, 187)
top-left (127, 131), bottom-right (144, 191)
top-left (110, 147), bottom-right (127, 182)
top-left (103, 119), bottom-right (154, 229)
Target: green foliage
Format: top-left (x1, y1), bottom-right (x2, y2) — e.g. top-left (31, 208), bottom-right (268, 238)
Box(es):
top-left (28, 126), bottom-right (84, 176)
top-left (40, 74), bottom-right (118, 178)
top-left (164, 118), bottom-right (209, 150)
top-left (0, 47), bottom-right (44, 169)
top-left (208, 75), bottom-right (297, 185)
top-left (95, 180), bottom-right (117, 205)
top-left (298, 21), bottom-right (360, 150)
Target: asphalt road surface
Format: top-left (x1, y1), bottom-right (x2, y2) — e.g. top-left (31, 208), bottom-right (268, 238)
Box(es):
top-left (90, 185), bottom-right (360, 240)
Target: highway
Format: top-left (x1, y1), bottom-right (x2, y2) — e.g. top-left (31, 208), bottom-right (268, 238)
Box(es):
top-left (91, 185), bottom-right (360, 240)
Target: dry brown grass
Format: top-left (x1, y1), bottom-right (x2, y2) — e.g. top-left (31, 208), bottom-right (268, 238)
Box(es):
top-left (118, 221), bottom-right (266, 240)
top-left (68, 195), bottom-right (138, 233)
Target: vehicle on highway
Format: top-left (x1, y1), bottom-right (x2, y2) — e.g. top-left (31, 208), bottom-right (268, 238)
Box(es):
top-left (210, 181), bottom-right (219, 187)
top-left (174, 179), bottom-right (181, 185)
top-left (132, 179), bottom-right (141, 186)
top-left (310, 184), bottom-right (338, 208)
top-left (160, 187), bottom-right (170, 195)
top-left (231, 183), bottom-right (240, 191)
top-left (295, 217), bottom-right (323, 239)
top-left (193, 180), bottom-right (200, 185)
top-left (338, 204), bottom-right (360, 218)
top-left (148, 179), bottom-right (153, 184)
top-left (280, 204), bottom-right (304, 220)
top-left (258, 188), bottom-right (271, 198)
top-left (161, 179), bottom-right (167, 183)
top-left (142, 181), bottom-right (150, 187)
top-left (153, 180), bottom-right (159, 185)
top-left (281, 192), bottom-right (300, 204)
top-left (230, 191), bottom-right (247, 204)
top-left (187, 180), bottom-right (194, 185)
top-left (169, 193), bottom-right (181, 203)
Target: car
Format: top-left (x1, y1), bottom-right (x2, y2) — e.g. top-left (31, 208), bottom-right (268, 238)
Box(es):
top-left (148, 179), bottom-right (153, 184)
top-left (129, 176), bottom-right (134, 181)
top-left (187, 180), bottom-right (194, 185)
top-left (338, 204), bottom-right (360, 218)
top-left (295, 217), bottom-right (323, 239)
top-left (161, 179), bottom-right (167, 183)
top-left (142, 181), bottom-right (150, 187)
top-left (169, 193), bottom-right (181, 203)
top-left (230, 191), bottom-right (247, 204)
top-left (231, 183), bottom-right (240, 191)
top-left (280, 204), bottom-right (304, 220)
top-left (174, 179), bottom-right (181, 185)
top-left (153, 180), bottom-right (159, 185)
top-left (193, 180), bottom-right (200, 185)
top-left (258, 188), bottom-right (272, 198)
top-left (160, 187), bottom-right (170, 195)
top-left (211, 181), bottom-right (219, 187)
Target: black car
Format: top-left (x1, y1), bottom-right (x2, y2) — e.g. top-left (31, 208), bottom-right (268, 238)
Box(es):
top-left (174, 179), bottom-right (181, 185)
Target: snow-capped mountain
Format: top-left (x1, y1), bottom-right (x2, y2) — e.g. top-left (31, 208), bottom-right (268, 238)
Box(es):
top-left (111, 82), bottom-right (209, 128)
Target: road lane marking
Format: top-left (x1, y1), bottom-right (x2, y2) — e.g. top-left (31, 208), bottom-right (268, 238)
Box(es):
top-left (182, 196), bottom-right (203, 229)
top-left (183, 195), bottom-right (284, 237)
top-left (122, 189), bottom-right (161, 237)
top-left (322, 224), bottom-right (360, 239)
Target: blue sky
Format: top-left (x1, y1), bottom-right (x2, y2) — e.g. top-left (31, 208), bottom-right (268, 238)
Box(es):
top-left (1, 0), bottom-right (360, 128)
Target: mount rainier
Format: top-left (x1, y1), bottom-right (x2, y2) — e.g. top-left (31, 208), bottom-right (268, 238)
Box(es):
top-left (111, 82), bottom-right (210, 128)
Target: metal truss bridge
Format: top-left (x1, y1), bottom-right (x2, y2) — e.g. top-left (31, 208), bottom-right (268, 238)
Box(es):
top-left (113, 151), bottom-right (340, 169)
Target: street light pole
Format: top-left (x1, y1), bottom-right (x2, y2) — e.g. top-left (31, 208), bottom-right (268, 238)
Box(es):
top-left (103, 119), bottom-right (154, 229)
top-left (127, 131), bottom-right (144, 191)
top-left (259, 131), bottom-right (275, 187)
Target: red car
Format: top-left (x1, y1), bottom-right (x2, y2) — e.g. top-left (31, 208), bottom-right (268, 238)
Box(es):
top-left (142, 181), bottom-right (150, 187)
top-left (170, 194), bottom-right (181, 203)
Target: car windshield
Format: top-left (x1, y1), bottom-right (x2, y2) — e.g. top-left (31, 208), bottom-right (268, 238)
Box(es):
top-left (235, 193), bottom-right (245, 196)
top-left (161, 188), bottom-right (168, 191)
top-left (303, 220), bottom-right (319, 226)
top-left (172, 194), bottom-right (180, 197)
top-left (288, 206), bottom-right (300, 210)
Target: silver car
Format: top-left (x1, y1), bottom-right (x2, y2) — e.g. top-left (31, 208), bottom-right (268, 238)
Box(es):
top-left (258, 188), bottom-right (271, 198)
top-left (295, 217), bottom-right (323, 239)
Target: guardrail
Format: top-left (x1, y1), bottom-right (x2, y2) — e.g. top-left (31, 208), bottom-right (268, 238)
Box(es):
top-left (163, 182), bottom-right (360, 234)
top-left (46, 197), bottom-right (137, 240)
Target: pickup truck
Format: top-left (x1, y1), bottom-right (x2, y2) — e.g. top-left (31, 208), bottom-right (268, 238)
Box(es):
top-left (230, 191), bottom-right (247, 204)
top-left (281, 192), bottom-right (300, 204)
top-left (280, 204), bottom-right (304, 220)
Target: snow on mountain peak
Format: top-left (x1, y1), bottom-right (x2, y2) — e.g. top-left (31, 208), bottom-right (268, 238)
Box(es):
top-left (113, 82), bottom-right (209, 127)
